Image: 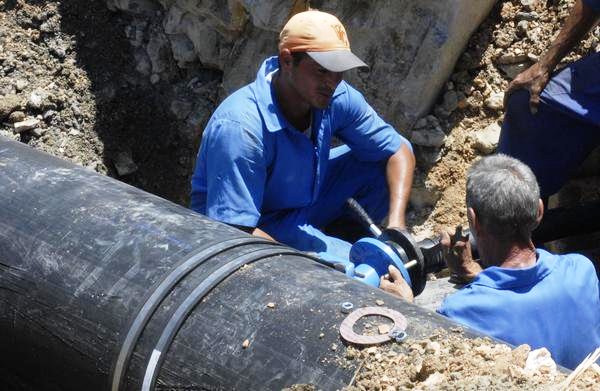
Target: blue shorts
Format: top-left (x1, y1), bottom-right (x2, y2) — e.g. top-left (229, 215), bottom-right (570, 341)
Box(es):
top-left (499, 53), bottom-right (600, 198)
top-left (257, 145), bottom-right (389, 262)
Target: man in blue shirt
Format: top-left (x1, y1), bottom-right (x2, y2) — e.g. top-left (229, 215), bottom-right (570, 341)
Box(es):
top-left (381, 155), bottom-right (600, 369)
top-left (499, 0), bottom-right (600, 198)
top-left (191, 10), bottom-right (415, 261)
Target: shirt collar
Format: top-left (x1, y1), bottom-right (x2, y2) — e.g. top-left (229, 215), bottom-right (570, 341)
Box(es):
top-left (469, 249), bottom-right (557, 290)
top-left (252, 56), bottom-right (346, 133)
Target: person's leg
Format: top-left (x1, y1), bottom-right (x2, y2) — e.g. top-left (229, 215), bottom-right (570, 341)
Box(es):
top-left (256, 145), bottom-right (390, 262)
top-left (308, 145), bottom-right (389, 228)
top-left (257, 208), bottom-right (353, 262)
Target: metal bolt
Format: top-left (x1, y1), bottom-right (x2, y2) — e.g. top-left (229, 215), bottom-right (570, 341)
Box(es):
top-left (404, 260), bottom-right (418, 269)
top-left (388, 328), bottom-right (408, 343)
top-left (340, 302), bottom-right (354, 314)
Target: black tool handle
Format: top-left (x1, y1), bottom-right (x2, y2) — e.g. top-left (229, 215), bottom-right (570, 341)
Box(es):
top-left (345, 198), bottom-right (382, 237)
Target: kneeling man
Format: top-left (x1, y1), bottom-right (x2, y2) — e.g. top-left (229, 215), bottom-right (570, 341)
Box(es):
top-left (191, 10), bottom-right (414, 261)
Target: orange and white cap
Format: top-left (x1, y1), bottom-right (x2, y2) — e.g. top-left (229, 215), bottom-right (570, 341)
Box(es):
top-left (279, 10), bottom-right (368, 72)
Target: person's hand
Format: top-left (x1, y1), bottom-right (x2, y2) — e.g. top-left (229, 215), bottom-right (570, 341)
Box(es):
top-left (379, 265), bottom-right (414, 303)
top-left (504, 61), bottom-right (553, 115)
top-left (440, 228), bottom-right (482, 284)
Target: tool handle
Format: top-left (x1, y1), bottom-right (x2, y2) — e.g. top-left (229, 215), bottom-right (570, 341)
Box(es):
top-left (345, 198), bottom-right (382, 237)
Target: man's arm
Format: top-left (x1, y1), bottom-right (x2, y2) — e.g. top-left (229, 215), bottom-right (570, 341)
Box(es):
top-left (505, 0), bottom-right (600, 113)
top-left (385, 144), bottom-right (415, 229)
top-left (332, 82), bottom-right (415, 228)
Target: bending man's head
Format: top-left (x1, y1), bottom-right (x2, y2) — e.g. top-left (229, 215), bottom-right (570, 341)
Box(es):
top-left (466, 154), bottom-right (543, 244)
top-left (276, 10), bottom-right (368, 109)
top-left (278, 10), bottom-right (368, 73)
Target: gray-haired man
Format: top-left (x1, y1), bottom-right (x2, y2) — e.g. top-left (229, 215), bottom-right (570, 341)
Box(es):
top-left (381, 154), bottom-right (600, 369)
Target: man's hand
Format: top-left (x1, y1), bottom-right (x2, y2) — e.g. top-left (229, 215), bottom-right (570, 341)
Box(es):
top-left (379, 265), bottom-right (414, 303)
top-left (504, 62), bottom-right (552, 115)
top-left (504, 0), bottom-right (600, 115)
top-left (440, 228), bottom-right (482, 284)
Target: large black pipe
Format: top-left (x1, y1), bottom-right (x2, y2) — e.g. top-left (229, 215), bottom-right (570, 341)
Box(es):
top-left (0, 136), bottom-right (472, 390)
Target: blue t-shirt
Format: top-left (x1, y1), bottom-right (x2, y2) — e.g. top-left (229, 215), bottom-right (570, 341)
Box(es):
top-left (191, 56), bottom-right (410, 227)
top-left (584, 0), bottom-right (600, 11)
top-left (438, 249), bottom-right (600, 369)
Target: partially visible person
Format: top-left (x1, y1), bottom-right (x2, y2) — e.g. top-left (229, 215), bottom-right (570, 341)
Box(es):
top-left (499, 0), bottom-right (600, 199)
top-left (381, 154), bottom-right (600, 370)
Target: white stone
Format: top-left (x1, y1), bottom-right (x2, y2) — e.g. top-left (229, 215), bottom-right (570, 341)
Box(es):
top-left (13, 118), bottom-right (41, 133)
top-left (15, 79), bottom-right (28, 91)
top-left (485, 91), bottom-right (504, 111)
top-left (28, 90), bottom-right (44, 110)
top-left (474, 123), bottom-right (501, 154)
top-left (524, 347), bottom-right (557, 376)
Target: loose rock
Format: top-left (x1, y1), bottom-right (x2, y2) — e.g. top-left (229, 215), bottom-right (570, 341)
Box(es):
top-left (8, 110), bottom-right (26, 123)
top-left (0, 94), bottom-right (23, 120)
top-left (13, 118), bottom-right (41, 133)
top-left (484, 91), bottom-right (504, 111)
top-left (113, 151), bottom-right (138, 176)
top-left (474, 122), bottom-right (501, 154)
top-left (411, 127), bottom-right (446, 148)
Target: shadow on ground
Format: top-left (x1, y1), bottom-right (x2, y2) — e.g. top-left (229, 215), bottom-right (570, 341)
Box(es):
top-left (56, 0), bottom-right (204, 206)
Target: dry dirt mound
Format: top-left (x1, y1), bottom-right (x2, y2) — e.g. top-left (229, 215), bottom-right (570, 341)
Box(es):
top-left (409, 0), bottom-right (600, 239)
top-left (285, 330), bottom-right (600, 390)
top-left (0, 0), bottom-right (202, 204)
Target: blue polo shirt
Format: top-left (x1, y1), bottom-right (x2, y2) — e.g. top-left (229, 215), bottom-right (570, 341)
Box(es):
top-left (584, 0), bottom-right (600, 11)
top-left (191, 56), bottom-right (409, 227)
top-left (438, 249), bottom-right (600, 369)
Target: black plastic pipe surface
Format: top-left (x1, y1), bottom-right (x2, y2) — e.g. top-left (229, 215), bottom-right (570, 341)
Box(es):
top-left (0, 136), bottom-right (473, 390)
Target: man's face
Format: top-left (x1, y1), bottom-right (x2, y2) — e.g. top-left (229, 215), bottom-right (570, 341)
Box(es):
top-left (285, 54), bottom-right (344, 109)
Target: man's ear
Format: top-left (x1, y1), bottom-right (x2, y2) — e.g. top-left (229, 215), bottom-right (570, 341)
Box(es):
top-left (279, 49), bottom-right (293, 71)
top-left (467, 207), bottom-right (480, 236)
top-left (535, 198), bottom-right (544, 225)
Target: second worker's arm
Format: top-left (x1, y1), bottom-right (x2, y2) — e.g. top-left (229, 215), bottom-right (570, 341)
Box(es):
top-left (505, 0), bottom-right (600, 113)
top-left (385, 143), bottom-right (415, 230)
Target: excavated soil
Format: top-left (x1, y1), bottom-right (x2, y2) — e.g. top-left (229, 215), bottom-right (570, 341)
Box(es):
top-left (408, 0), bottom-right (600, 238)
top-left (0, 0), bottom-right (200, 205)
top-left (284, 330), bottom-right (600, 390)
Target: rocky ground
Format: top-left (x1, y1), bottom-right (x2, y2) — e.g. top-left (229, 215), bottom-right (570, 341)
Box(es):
top-left (285, 329), bottom-right (600, 390)
top-left (0, 0), bottom-right (217, 205)
top-left (407, 0), bottom-right (600, 239)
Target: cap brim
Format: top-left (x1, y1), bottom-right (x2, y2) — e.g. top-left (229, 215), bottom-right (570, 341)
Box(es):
top-left (307, 50), bottom-right (369, 72)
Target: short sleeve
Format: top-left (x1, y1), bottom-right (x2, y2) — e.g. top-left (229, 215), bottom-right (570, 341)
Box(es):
top-left (203, 119), bottom-right (267, 227)
top-left (333, 83), bottom-right (412, 162)
top-left (583, 0), bottom-right (600, 12)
